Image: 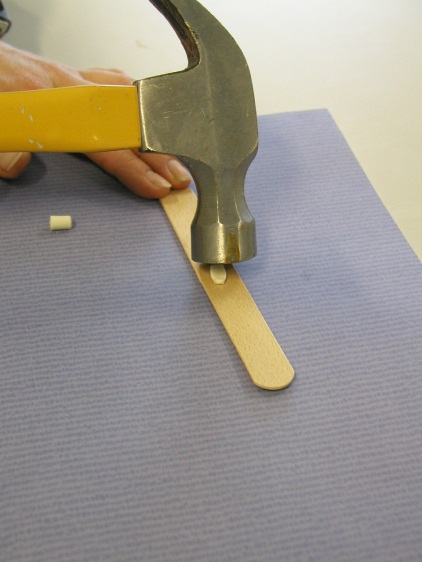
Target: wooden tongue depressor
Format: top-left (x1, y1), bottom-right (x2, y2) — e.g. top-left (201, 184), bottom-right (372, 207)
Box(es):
top-left (160, 188), bottom-right (295, 391)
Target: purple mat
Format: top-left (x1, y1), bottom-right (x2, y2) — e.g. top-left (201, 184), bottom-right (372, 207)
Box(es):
top-left (1, 110), bottom-right (421, 562)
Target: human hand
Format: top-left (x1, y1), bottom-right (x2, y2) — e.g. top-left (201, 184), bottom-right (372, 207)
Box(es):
top-left (0, 42), bottom-right (192, 198)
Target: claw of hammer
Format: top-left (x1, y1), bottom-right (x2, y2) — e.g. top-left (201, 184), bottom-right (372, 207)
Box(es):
top-left (137, 0), bottom-right (258, 264)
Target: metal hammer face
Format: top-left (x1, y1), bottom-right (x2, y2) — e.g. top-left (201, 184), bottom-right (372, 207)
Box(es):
top-left (135, 0), bottom-right (258, 264)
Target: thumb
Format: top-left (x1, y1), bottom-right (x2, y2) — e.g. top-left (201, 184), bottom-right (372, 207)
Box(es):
top-left (0, 152), bottom-right (31, 179)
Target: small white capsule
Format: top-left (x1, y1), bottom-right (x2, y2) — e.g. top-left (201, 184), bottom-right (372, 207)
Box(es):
top-left (210, 264), bottom-right (227, 285)
top-left (50, 215), bottom-right (73, 231)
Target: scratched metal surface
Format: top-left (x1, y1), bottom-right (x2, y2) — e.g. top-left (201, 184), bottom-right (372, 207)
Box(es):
top-left (1, 111), bottom-right (421, 562)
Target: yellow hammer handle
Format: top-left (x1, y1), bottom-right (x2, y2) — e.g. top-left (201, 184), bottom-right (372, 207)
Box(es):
top-left (0, 85), bottom-right (141, 153)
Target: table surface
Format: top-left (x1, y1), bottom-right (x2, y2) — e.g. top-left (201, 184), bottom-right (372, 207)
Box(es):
top-left (6, 0), bottom-right (422, 261)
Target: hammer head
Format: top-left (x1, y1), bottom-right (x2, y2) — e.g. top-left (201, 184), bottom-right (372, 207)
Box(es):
top-left (135, 0), bottom-right (258, 264)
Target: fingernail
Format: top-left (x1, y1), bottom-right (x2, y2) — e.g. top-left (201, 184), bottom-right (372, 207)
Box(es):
top-left (167, 159), bottom-right (192, 183)
top-left (0, 152), bottom-right (23, 172)
top-left (145, 170), bottom-right (172, 190)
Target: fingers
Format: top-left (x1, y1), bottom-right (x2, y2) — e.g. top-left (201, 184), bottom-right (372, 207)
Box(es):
top-left (0, 147), bottom-right (193, 200)
top-left (80, 68), bottom-right (194, 199)
top-left (0, 152), bottom-right (31, 179)
top-left (134, 153), bottom-right (193, 190)
top-left (87, 150), bottom-right (192, 199)
top-left (79, 68), bottom-right (133, 86)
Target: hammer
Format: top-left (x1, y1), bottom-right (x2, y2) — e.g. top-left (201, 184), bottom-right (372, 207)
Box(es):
top-left (0, 0), bottom-right (258, 265)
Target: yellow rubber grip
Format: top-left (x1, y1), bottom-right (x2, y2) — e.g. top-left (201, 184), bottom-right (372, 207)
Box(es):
top-left (0, 85), bottom-right (141, 153)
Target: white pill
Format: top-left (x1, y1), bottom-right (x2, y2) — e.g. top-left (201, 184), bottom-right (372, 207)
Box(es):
top-left (50, 215), bottom-right (73, 231)
top-left (210, 264), bottom-right (227, 285)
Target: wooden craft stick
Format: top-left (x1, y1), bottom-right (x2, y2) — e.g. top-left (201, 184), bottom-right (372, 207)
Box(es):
top-left (160, 188), bottom-right (295, 391)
